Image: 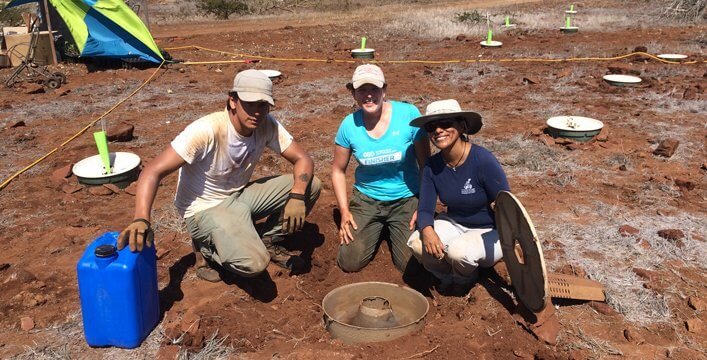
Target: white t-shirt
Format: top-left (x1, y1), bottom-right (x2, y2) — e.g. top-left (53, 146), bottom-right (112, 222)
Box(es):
top-left (171, 109), bottom-right (293, 218)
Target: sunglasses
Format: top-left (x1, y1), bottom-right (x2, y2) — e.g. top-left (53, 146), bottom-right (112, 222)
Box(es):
top-left (424, 119), bottom-right (458, 133)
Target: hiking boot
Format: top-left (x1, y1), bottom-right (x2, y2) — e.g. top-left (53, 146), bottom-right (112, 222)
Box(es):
top-left (263, 236), bottom-right (306, 273)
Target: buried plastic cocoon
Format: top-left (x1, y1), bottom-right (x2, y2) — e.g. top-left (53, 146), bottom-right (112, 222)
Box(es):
top-left (322, 282), bottom-right (429, 343)
top-left (546, 116), bottom-right (603, 142)
top-left (72, 151), bottom-right (141, 187)
top-left (351, 48), bottom-right (375, 59)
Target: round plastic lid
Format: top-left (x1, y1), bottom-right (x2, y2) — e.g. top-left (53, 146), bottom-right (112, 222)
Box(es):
top-left (95, 244), bottom-right (117, 258)
top-left (657, 54), bottom-right (687, 60)
top-left (351, 48), bottom-right (375, 53)
top-left (72, 152), bottom-right (141, 179)
top-left (259, 70), bottom-right (282, 78)
top-left (480, 40), bottom-right (503, 47)
top-left (546, 116), bottom-right (603, 131)
top-left (603, 74), bottom-right (642, 84)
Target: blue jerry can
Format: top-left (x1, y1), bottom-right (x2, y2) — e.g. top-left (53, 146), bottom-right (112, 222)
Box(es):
top-left (77, 231), bottom-right (160, 348)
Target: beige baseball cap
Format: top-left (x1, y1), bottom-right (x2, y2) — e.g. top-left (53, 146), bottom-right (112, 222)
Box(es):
top-left (350, 64), bottom-right (385, 89)
top-left (231, 69), bottom-right (274, 105)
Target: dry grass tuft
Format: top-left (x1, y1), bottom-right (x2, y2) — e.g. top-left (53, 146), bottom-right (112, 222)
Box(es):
top-left (539, 201), bottom-right (706, 325)
top-left (177, 330), bottom-right (235, 359)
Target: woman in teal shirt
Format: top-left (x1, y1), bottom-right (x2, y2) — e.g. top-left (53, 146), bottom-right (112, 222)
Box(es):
top-left (332, 64), bottom-right (430, 274)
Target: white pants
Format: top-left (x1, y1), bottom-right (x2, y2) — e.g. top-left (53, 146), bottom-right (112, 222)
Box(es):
top-left (407, 214), bottom-right (502, 285)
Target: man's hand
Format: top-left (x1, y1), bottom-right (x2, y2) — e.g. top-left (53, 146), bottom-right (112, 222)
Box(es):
top-left (338, 210), bottom-right (358, 245)
top-left (281, 195), bottom-right (306, 234)
top-left (117, 219), bottom-right (153, 252)
top-left (422, 231), bottom-right (445, 260)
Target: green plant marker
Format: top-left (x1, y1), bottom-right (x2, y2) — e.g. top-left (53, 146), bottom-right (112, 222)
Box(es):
top-left (566, 16), bottom-right (571, 28)
top-left (361, 37), bottom-right (366, 50)
top-left (505, 15), bottom-right (510, 26)
top-left (570, 4), bottom-right (574, 11)
top-left (487, 29), bottom-right (493, 44)
top-left (93, 131), bottom-right (112, 174)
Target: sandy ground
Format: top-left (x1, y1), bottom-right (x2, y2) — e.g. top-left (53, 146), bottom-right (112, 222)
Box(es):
top-left (0, 0), bottom-right (705, 358)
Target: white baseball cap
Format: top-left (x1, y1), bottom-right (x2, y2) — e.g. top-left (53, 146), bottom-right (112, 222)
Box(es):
top-left (350, 64), bottom-right (385, 89)
top-left (231, 69), bottom-right (274, 105)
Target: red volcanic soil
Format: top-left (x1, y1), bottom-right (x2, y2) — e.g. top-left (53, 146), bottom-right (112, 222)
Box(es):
top-left (0, 0), bottom-right (704, 358)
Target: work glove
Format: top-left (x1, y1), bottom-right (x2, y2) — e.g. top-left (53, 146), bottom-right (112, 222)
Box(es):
top-left (281, 193), bottom-right (306, 234)
top-left (117, 218), bottom-right (154, 252)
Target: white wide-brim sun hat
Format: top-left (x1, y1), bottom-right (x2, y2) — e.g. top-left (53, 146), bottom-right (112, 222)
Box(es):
top-left (410, 99), bottom-right (482, 135)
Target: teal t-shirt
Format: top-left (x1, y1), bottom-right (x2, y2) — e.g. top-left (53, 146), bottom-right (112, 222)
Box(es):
top-left (335, 101), bottom-right (426, 201)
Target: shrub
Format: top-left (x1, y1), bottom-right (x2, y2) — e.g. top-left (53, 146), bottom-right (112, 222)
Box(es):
top-left (0, 2), bottom-right (25, 27)
top-left (454, 10), bottom-right (483, 25)
top-left (196, 0), bottom-right (248, 19)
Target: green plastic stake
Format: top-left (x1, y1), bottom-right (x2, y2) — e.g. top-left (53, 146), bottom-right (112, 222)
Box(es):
top-left (566, 16), bottom-right (571, 28)
top-left (505, 15), bottom-right (510, 26)
top-left (361, 37), bottom-right (366, 50)
top-left (487, 29), bottom-right (493, 44)
top-left (570, 4), bottom-right (574, 11)
top-left (93, 130), bottom-right (112, 174)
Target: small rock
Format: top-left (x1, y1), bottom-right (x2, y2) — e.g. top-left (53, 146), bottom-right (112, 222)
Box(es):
top-left (106, 123), bottom-right (134, 142)
top-left (683, 87), bottom-right (697, 100)
top-left (156, 247), bottom-right (171, 260)
top-left (24, 85), bottom-right (45, 94)
top-left (20, 317), bottom-right (34, 331)
top-left (178, 68), bottom-right (186, 73)
top-left (455, 34), bottom-right (466, 41)
top-left (89, 186), bottom-right (114, 196)
top-left (607, 65), bottom-right (641, 76)
top-left (554, 138), bottom-right (574, 145)
top-left (156, 345), bottom-right (181, 360)
top-left (590, 301), bottom-right (617, 315)
top-left (674, 178), bottom-right (694, 191)
top-left (513, 349), bottom-right (533, 359)
top-left (688, 296), bottom-right (706, 311)
top-left (595, 127), bottom-right (609, 142)
top-left (530, 126), bottom-right (544, 136)
top-left (539, 134), bottom-right (554, 147)
top-left (556, 69), bottom-right (572, 79)
top-left (685, 318), bottom-right (703, 333)
top-left (653, 139), bottom-right (679, 158)
top-left (125, 182), bottom-right (138, 196)
top-left (565, 142), bottom-right (582, 151)
top-left (636, 238), bottom-right (651, 250)
top-left (623, 328), bottom-right (645, 344)
top-left (103, 183), bottom-right (120, 194)
top-left (522, 77), bottom-right (539, 85)
top-left (633, 46), bottom-right (648, 53)
top-left (50, 164), bottom-right (73, 183)
top-left (180, 311), bottom-right (200, 334)
top-left (61, 183), bottom-right (83, 194)
top-left (8, 120), bottom-right (25, 128)
top-left (657, 229), bottom-right (685, 241)
top-left (632, 267), bottom-right (656, 281)
top-left (423, 69), bottom-right (433, 75)
top-left (619, 225), bottom-right (639, 237)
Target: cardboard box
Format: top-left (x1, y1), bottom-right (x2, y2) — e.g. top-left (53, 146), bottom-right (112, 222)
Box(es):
top-left (0, 51), bottom-right (9, 68)
top-left (2, 26), bottom-right (28, 36)
top-left (4, 31), bottom-right (56, 66)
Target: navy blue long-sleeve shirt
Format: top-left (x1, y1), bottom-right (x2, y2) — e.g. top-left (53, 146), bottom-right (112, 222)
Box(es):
top-left (417, 144), bottom-right (510, 230)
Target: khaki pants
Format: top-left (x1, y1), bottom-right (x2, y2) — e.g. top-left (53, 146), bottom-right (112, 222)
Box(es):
top-left (186, 175), bottom-right (321, 277)
top-left (337, 189), bottom-right (417, 273)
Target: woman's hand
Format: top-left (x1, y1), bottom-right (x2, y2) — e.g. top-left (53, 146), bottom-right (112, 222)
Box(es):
top-left (408, 210), bottom-right (418, 231)
top-left (339, 210), bottom-right (358, 245)
top-left (421, 228), bottom-right (445, 260)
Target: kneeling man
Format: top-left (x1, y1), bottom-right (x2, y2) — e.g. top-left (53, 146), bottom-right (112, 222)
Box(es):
top-left (118, 69), bottom-right (321, 281)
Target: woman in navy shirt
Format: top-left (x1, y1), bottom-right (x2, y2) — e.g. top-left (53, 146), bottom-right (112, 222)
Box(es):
top-left (407, 99), bottom-right (510, 295)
